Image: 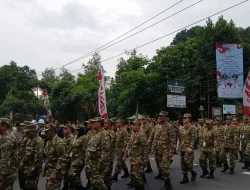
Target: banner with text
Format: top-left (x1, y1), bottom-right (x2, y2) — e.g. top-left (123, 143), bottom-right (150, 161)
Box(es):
top-left (167, 80), bottom-right (186, 95)
top-left (222, 104), bottom-right (236, 115)
top-left (216, 43), bottom-right (243, 99)
top-left (167, 95), bottom-right (186, 108)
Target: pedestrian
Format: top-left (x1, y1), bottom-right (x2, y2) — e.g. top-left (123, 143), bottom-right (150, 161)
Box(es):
top-left (199, 119), bottom-right (217, 179)
top-left (177, 113), bottom-right (197, 184)
top-left (19, 123), bottom-right (43, 190)
top-left (123, 119), bottom-right (148, 190)
top-left (55, 120), bottom-right (64, 139)
top-left (41, 123), bottom-right (66, 190)
top-left (0, 118), bottom-right (18, 190)
top-left (213, 117), bottom-right (224, 167)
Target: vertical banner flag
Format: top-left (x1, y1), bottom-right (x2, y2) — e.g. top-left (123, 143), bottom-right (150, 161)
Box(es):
top-left (243, 71), bottom-right (250, 115)
top-left (216, 43), bottom-right (243, 98)
top-left (42, 89), bottom-right (52, 122)
top-left (98, 66), bottom-right (108, 119)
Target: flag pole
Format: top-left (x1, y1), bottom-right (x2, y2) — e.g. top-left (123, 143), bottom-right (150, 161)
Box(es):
top-left (136, 101), bottom-right (139, 120)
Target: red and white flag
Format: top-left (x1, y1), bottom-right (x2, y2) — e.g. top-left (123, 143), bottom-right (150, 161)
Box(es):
top-left (98, 66), bottom-right (108, 119)
top-left (42, 89), bottom-right (49, 107)
top-left (243, 71), bottom-right (250, 115)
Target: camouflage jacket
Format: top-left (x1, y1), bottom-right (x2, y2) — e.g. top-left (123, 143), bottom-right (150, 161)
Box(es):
top-left (179, 123), bottom-right (196, 152)
top-left (20, 136), bottom-right (43, 175)
top-left (213, 125), bottom-right (225, 148)
top-left (115, 127), bottom-right (128, 151)
top-left (105, 129), bottom-right (116, 156)
top-left (0, 131), bottom-right (18, 175)
top-left (200, 128), bottom-right (217, 152)
top-left (63, 134), bottom-right (74, 167)
top-left (239, 124), bottom-right (250, 145)
top-left (126, 130), bottom-right (148, 165)
top-left (18, 134), bottom-right (29, 163)
top-left (149, 124), bottom-right (161, 150)
top-left (152, 122), bottom-right (175, 153)
top-left (223, 123), bottom-right (239, 149)
top-left (87, 129), bottom-right (96, 142)
top-left (141, 123), bottom-right (153, 140)
top-left (44, 135), bottom-right (66, 175)
top-left (86, 130), bottom-right (111, 172)
top-left (70, 135), bottom-right (88, 167)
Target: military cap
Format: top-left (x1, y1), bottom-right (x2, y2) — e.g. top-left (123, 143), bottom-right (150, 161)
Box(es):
top-left (89, 117), bottom-right (104, 122)
top-left (0, 118), bottom-right (10, 124)
top-left (74, 125), bottom-right (86, 130)
top-left (42, 123), bottom-right (56, 132)
top-left (215, 117), bottom-right (222, 121)
top-left (232, 116), bottom-right (237, 124)
top-left (183, 113), bottom-right (191, 118)
top-left (222, 74), bottom-right (228, 80)
top-left (105, 118), bottom-right (115, 124)
top-left (115, 119), bottom-right (125, 123)
top-left (225, 116), bottom-right (232, 120)
top-left (159, 111), bottom-right (168, 116)
top-left (132, 119), bottom-right (142, 125)
top-left (243, 115), bottom-right (249, 120)
top-left (62, 124), bottom-right (73, 128)
top-left (85, 120), bottom-right (91, 124)
top-left (232, 74), bottom-right (238, 79)
top-left (198, 118), bottom-right (204, 123)
top-left (24, 124), bottom-right (37, 133)
top-left (205, 119), bottom-right (213, 125)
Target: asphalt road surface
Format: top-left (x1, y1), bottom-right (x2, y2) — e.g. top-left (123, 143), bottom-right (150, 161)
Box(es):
top-left (14, 150), bottom-right (250, 190)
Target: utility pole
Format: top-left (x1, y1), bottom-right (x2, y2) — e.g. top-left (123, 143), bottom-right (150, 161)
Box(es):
top-left (207, 75), bottom-right (211, 119)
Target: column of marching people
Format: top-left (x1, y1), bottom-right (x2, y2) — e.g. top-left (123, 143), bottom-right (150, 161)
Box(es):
top-left (1, 111), bottom-right (250, 190)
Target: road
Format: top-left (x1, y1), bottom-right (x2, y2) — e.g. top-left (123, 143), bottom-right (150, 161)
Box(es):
top-left (14, 150), bottom-right (250, 190)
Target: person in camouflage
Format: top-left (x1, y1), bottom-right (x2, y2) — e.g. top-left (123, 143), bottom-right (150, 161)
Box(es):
top-left (221, 116), bottom-right (239, 174)
top-left (239, 115), bottom-right (250, 169)
top-left (112, 119), bottom-right (129, 181)
top-left (86, 117), bottom-right (111, 190)
top-left (148, 118), bottom-right (162, 179)
top-left (19, 124), bottom-right (43, 190)
top-left (151, 111), bottom-right (175, 190)
top-left (0, 118), bottom-right (18, 190)
top-left (41, 123), bottom-right (66, 190)
top-left (177, 113), bottom-right (197, 184)
top-left (69, 125), bottom-right (88, 189)
top-left (199, 119), bottom-right (217, 179)
top-left (123, 119), bottom-right (148, 190)
top-left (213, 117), bottom-right (224, 167)
top-left (245, 142), bottom-right (250, 170)
top-left (61, 124), bottom-right (74, 190)
top-left (104, 119), bottom-right (116, 189)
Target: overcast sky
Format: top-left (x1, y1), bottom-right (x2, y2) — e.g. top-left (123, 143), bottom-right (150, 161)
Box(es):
top-left (0, 0), bottom-right (249, 78)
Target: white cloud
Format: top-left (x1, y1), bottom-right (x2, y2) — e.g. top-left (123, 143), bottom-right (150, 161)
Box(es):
top-left (0, 0), bottom-right (249, 78)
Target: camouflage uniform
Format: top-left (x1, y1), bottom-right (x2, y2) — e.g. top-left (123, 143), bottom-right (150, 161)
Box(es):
top-left (199, 120), bottom-right (217, 178)
top-left (245, 143), bottom-right (250, 170)
top-left (0, 118), bottom-right (18, 190)
top-left (42, 124), bottom-right (66, 190)
top-left (20, 124), bottom-right (43, 190)
top-left (125, 127), bottom-right (148, 188)
top-left (221, 116), bottom-right (239, 173)
top-left (69, 125), bottom-right (88, 189)
top-left (86, 128), bottom-right (111, 190)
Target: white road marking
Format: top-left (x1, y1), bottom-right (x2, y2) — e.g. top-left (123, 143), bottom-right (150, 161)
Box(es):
top-left (242, 172), bottom-right (250, 175)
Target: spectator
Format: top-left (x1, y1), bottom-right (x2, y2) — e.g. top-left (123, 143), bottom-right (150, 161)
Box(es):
top-left (55, 120), bottom-right (64, 139)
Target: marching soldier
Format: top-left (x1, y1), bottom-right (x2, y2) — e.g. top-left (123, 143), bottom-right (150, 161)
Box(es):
top-left (20, 124), bottom-right (43, 190)
top-left (177, 113), bottom-right (197, 184)
top-left (245, 142), bottom-right (250, 170)
top-left (69, 125), bottom-right (88, 189)
top-left (112, 119), bottom-right (129, 181)
top-left (123, 119), bottom-right (148, 190)
top-left (0, 118), bottom-right (18, 190)
top-left (151, 111), bottom-right (175, 190)
top-left (61, 124), bottom-right (74, 190)
top-left (221, 116), bottom-right (239, 174)
top-left (199, 119), bottom-right (217, 179)
top-left (86, 117), bottom-right (111, 190)
top-left (240, 115), bottom-right (250, 169)
top-left (213, 117), bottom-right (224, 167)
top-left (41, 123), bottom-right (66, 190)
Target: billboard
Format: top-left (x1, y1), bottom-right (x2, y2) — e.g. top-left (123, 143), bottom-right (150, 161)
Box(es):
top-left (167, 80), bottom-right (186, 95)
top-left (212, 107), bottom-right (222, 118)
top-left (216, 43), bottom-right (243, 99)
top-left (167, 94), bottom-right (186, 108)
top-left (222, 104), bottom-right (236, 115)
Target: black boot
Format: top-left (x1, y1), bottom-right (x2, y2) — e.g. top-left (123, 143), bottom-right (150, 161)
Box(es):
top-left (111, 173), bottom-right (119, 181)
top-left (161, 179), bottom-right (173, 190)
top-left (239, 151), bottom-right (243, 162)
top-left (216, 157), bottom-right (222, 167)
top-left (242, 162), bottom-right (249, 169)
top-left (121, 168), bottom-right (129, 178)
top-left (200, 168), bottom-right (209, 178)
top-left (61, 182), bottom-right (69, 190)
top-left (155, 170), bottom-right (162, 179)
top-left (145, 163), bottom-right (153, 173)
top-left (207, 170), bottom-right (214, 179)
top-left (106, 186), bottom-right (111, 190)
top-left (127, 180), bottom-right (135, 187)
top-left (190, 170), bottom-right (197, 182)
top-left (229, 167), bottom-right (235, 175)
top-left (141, 173), bottom-right (147, 183)
top-left (170, 159), bottom-right (173, 165)
top-left (221, 163), bottom-right (229, 172)
top-left (180, 172), bottom-right (189, 184)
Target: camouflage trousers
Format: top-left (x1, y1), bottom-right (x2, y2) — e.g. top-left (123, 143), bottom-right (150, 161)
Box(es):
top-left (1, 173), bottom-right (16, 190)
top-left (24, 174), bottom-right (40, 190)
top-left (104, 161), bottom-right (113, 188)
top-left (221, 148), bottom-right (237, 167)
top-left (159, 151), bottom-right (170, 180)
top-left (114, 151), bottom-right (128, 174)
top-left (180, 151), bottom-right (194, 172)
top-left (69, 165), bottom-right (84, 187)
top-left (241, 143), bottom-right (247, 160)
top-left (45, 169), bottom-right (63, 190)
top-left (199, 151), bottom-right (216, 171)
top-left (130, 164), bottom-right (144, 186)
top-left (216, 148), bottom-right (222, 164)
top-left (155, 148), bottom-right (160, 170)
top-left (90, 169), bottom-right (108, 190)
top-left (18, 169), bottom-right (25, 189)
top-left (245, 143), bottom-right (250, 162)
